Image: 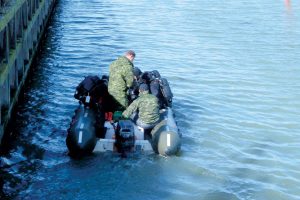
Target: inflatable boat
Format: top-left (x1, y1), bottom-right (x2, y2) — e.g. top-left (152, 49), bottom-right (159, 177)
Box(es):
top-left (66, 71), bottom-right (181, 157)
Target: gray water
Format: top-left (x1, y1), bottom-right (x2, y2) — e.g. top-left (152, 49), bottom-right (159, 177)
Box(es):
top-left (1, 0), bottom-right (300, 199)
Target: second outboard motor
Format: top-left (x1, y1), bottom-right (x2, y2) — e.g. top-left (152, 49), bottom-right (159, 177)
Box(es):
top-left (66, 105), bottom-right (98, 156)
top-left (115, 120), bottom-right (135, 153)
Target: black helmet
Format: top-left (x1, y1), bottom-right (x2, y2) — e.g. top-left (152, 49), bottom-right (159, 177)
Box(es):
top-left (139, 83), bottom-right (149, 92)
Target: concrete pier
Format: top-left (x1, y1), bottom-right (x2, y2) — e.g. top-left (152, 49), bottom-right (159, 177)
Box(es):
top-left (0, 0), bottom-right (57, 144)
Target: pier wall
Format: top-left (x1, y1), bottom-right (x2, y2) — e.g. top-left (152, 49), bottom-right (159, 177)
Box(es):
top-left (0, 0), bottom-right (57, 144)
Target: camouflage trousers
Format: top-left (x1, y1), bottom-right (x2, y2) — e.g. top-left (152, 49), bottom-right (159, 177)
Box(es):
top-left (130, 112), bottom-right (160, 130)
top-left (109, 91), bottom-right (128, 110)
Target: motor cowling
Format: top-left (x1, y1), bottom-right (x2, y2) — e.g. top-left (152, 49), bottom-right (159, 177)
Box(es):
top-left (115, 120), bottom-right (135, 153)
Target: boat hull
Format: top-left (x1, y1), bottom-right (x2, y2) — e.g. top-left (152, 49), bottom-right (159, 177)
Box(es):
top-left (66, 105), bottom-right (98, 156)
top-left (67, 106), bottom-right (181, 156)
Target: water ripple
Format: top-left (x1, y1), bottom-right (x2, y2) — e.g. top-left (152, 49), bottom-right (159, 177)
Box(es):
top-left (1, 0), bottom-right (300, 199)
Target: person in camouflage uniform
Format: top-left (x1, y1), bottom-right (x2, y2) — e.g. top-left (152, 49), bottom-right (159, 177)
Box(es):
top-left (122, 83), bottom-right (160, 129)
top-left (108, 50), bottom-right (135, 110)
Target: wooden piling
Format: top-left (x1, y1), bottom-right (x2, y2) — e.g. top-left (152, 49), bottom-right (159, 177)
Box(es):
top-left (0, 0), bottom-right (57, 143)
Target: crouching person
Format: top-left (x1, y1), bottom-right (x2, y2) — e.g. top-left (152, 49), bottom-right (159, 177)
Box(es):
top-left (122, 83), bottom-right (160, 130)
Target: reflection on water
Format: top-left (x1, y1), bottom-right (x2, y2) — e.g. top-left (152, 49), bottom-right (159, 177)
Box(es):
top-left (1, 0), bottom-right (300, 199)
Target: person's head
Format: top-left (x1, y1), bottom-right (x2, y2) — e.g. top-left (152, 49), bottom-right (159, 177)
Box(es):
top-left (139, 83), bottom-right (149, 93)
top-left (125, 50), bottom-right (136, 62)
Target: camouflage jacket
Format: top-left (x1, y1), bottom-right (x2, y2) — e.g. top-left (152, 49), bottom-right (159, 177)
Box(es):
top-left (108, 56), bottom-right (134, 95)
top-left (123, 91), bottom-right (160, 124)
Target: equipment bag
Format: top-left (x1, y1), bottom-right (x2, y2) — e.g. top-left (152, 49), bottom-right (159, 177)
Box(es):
top-left (151, 70), bottom-right (161, 79)
top-left (140, 70), bottom-right (161, 84)
top-left (160, 78), bottom-right (173, 107)
top-left (150, 79), bottom-right (164, 108)
top-left (74, 75), bottom-right (109, 107)
top-left (74, 75), bottom-right (100, 99)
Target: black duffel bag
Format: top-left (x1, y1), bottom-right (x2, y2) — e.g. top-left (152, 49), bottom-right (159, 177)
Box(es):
top-left (159, 78), bottom-right (173, 107)
top-left (74, 75), bottom-right (108, 106)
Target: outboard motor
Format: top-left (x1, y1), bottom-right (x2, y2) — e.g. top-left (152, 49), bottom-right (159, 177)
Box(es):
top-left (115, 120), bottom-right (135, 153)
top-left (66, 105), bottom-right (98, 156)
